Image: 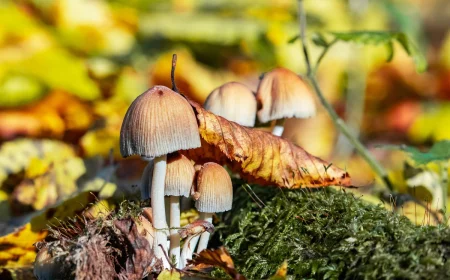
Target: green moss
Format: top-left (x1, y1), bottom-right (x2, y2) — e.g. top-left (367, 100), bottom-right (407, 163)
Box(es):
top-left (223, 187), bottom-right (450, 279)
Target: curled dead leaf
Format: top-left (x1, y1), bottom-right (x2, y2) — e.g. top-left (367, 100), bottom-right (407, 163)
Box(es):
top-left (178, 220), bottom-right (214, 239)
top-left (183, 101), bottom-right (351, 188)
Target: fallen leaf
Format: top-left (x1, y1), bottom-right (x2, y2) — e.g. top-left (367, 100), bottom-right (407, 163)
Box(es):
top-left (157, 270), bottom-right (181, 280)
top-left (188, 247), bottom-right (246, 280)
top-left (269, 261), bottom-right (288, 279)
top-left (0, 223), bottom-right (47, 268)
top-left (178, 220), bottom-right (214, 239)
top-left (114, 218), bottom-right (162, 279)
top-left (184, 101), bottom-right (351, 188)
top-left (0, 91), bottom-right (94, 140)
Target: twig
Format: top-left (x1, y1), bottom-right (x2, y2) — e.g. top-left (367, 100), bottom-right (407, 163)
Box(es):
top-left (441, 161), bottom-right (448, 223)
top-left (171, 54), bottom-right (179, 92)
top-left (296, 0), bottom-right (393, 191)
top-left (159, 244), bottom-right (176, 269)
top-left (297, 0), bottom-right (311, 76)
top-left (313, 38), bottom-right (337, 73)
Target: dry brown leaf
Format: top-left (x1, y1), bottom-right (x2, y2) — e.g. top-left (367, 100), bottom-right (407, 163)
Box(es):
top-left (114, 218), bottom-right (162, 279)
top-left (183, 101), bottom-right (351, 188)
top-left (178, 220), bottom-right (214, 239)
top-left (188, 247), bottom-right (246, 280)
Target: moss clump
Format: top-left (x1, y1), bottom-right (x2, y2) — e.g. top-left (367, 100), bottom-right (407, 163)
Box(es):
top-left (224, 188), bottom-right (450, 279)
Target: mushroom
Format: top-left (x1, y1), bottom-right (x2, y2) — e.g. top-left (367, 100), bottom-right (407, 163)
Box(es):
top-left (165, 152), bottom-right (196, 268)
top-left (194, 163), bottom-right (233, 253)
top-left (256, 68), bottom-right (316, 136)
top-left (179, 162), bottom-right (232, 267)
top-left (120, 85), bottom-right (201, 269)
top-left (203, 82), bottom-right (257, 127)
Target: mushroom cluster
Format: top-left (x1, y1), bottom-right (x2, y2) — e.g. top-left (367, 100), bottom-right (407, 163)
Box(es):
top-left (119, 61), bottom-right (327, 271)
top-left (204, 67), bottom-right (317, 136)
top-left (120, 73), bottom-right (235, 269)
top-left (120, 85), bottom-right (202, 269)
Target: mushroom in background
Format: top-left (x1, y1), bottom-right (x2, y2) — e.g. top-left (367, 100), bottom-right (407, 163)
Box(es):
top-left (120, 85), bottom-right (201, 269)
top-left (204, 82), bottom-right (257, 127)
top-left (256, 68), bottom-right (316, 136)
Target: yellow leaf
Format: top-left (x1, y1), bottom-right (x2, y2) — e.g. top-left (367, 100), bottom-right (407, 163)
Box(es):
top-left (157, 270), bottom-right (181, 280)
top-left (184, 100), bottom-right (351, 188)
top-left (0, 223), bottom-right (47, 268)
top-left (269, 260), bottom-right (288, 279)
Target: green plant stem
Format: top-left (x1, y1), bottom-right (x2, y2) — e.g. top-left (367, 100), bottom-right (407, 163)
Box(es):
top-left (313, 39), bottom-right (337, 74)
top-left (297, 0), bottom-right (311, 76)
top-left (297, 0), bottom-right (393, 191)
top-left (441, 161), bottom-right (448, 223)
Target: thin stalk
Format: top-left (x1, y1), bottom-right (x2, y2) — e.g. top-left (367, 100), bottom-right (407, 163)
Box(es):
top-left (296, 0), bottom-right (393, 190)
top-left (441, 161), bottom-right (449, 223)
top-left (151, 155), bottom-right (170, 269)
top-left (334, 0), bottom-right (368, 159)
top-left (334, 53), bottom-right (366, 159)
top-left (297, 0), bottom-right (311, 76)
top-left (313, 39), bottom-right (337, 74)
top-left (272, 119), bottom-right (286, 136)
top-left (196, 212), bottom-right (213, 253)
top-left (171, 54), bottom-right (178, 92)
top-left (169, 196), bottom-right (181, 268)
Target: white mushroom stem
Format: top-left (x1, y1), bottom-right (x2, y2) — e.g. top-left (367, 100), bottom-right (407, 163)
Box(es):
top-left (272, 119), bottom-right (285, 136)
top-left (165, 196), bottom-right (171, 250)
top-left (272, 125), bottom-right (284, 136)
top-left (196, 212), bottom-right (213, 253)
top-left (151, 154), bottom-right (170, 269)
top-left (140, 159), bottom-right (153, 200)
top-left (169, 196), bottom-right (181, 268)
top-left (180, 234), bottom-right (200, 268)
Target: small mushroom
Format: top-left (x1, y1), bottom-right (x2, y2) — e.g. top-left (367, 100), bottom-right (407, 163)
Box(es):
top-left (194, 163), bottom-right (233, 253)
top-left (204, 82), bottom-right (257, 127)
top-left (179, 162), bottom-right (232, 267)
top-left (120, 85), bottom-right (201, 269)
top-left (165, 152), bottom-right (196, 268)
top-left (256, 68), bottom-right (316, 136)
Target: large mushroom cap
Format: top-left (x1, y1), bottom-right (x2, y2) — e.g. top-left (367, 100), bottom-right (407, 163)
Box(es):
top-left (120, 85), bottom-right (201, 158)
top-left (195, 162), bottom-right (233, 213)
top-left (203, 82), bottom-right (257, 127)
top-left (256, 68), bottom-right (316, 123)
top-left (165, 152), bottom-right (195, 197)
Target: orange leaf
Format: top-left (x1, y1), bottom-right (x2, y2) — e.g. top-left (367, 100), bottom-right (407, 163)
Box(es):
top-left (188, 247), bottom-right (246, 280)
top-left (184, 101), bottom-right (351, 188)
top-left (0, 91), bottom-right (93, 140)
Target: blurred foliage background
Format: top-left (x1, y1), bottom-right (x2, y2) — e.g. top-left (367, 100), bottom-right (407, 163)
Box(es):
top-left (0, 0), bottom-right (449, 275)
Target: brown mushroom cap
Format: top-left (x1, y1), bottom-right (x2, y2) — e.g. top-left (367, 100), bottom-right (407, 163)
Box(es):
top-left (256, 68), bottom-right (316, 123)
top-left (203, 82), bottom-right (257, 127)
top-left (195, 162), bottom-right (233, 213)
top-left (165, 152), bottom-right (195, 197)
top-left (120, 85), bottom-right (201, 158)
